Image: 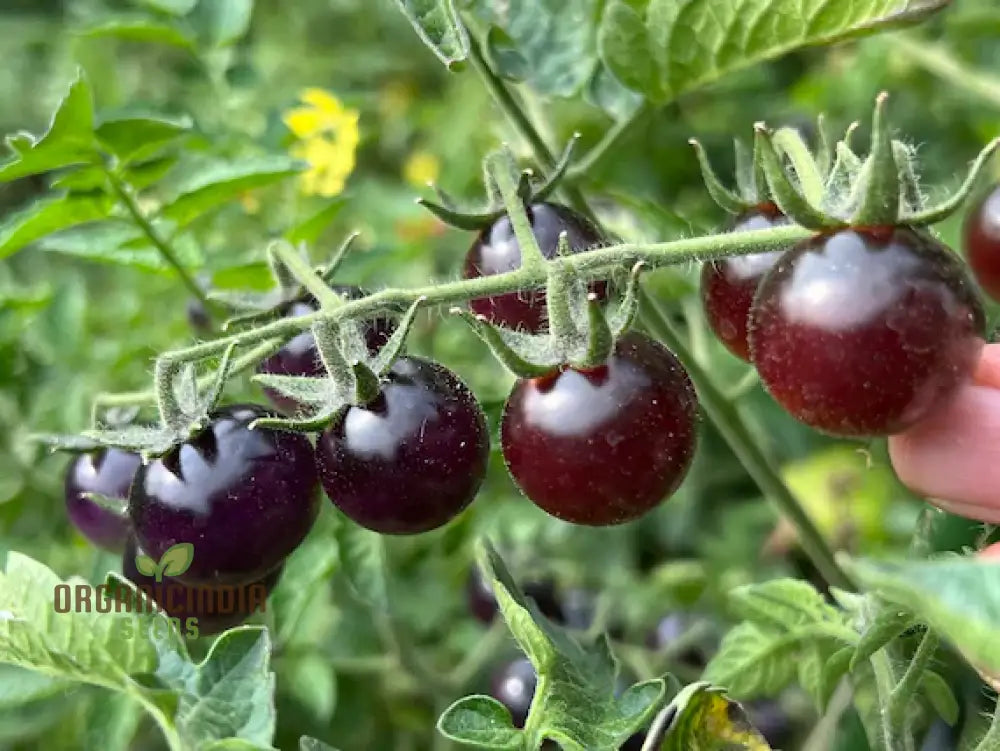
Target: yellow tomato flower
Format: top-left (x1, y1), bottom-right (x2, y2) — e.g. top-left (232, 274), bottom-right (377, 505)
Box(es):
top-left (284, 88), bottom-right (360, 197)
top-left (403, 149), bottom-right (440, 188)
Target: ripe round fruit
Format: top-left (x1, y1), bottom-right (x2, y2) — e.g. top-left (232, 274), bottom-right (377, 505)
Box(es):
top-left (964, 184), bottom-right (1000, 301)
top-left (701, 205), bottom-right (787, 361)
top-left (64, 448), bottom-right (140, 551)
top-left (257, 288), bottom-right (395, 413)
top-left (130, 404), bottom-right (319, 585)
top-left (315, 357), bottom-right (489, 534)
top-left (749, 227), bottom-right (985, 437)
top-left (123, 537), bottom-right (281, 636)
top-left (463, 202), bottom-right (608, 332)
top-left (491, 657), bottom-right (536, 728)
top-left (501, 332), bottom-right (698, 526)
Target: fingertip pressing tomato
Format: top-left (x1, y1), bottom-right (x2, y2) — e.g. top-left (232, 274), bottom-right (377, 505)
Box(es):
top-left (64, 448), bottom-right (141, 552)
top-left (463, 202), bottom-right (608, 332)
top-left (964, 184), bottom-right (1000, 301)
top-left (315, 357), bottom-right (489, 534)
top-left (129, 404), bottom-right (319, 585)
top-left (701, 205), bottom-right (788, 361)
top-left (749, 227), bottom-right (985, 437)
top-left (501, 332), bottom-right (698, 526)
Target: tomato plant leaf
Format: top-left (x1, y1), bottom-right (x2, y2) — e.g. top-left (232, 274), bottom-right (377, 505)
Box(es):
top-left (729, 578), bottom-right (845, 630)
top-left (77, 17), bottom-right (197, 51)
top-left (96, 114), bottom-right (192, 164)
top-left (392, 0), bottom-right (469, 70)
top-left (850, 607), bottom-right (916, 671)
top-left (845, 556), bottom-right (1000, 675)
top-left (284, 200), bottom-right (346, 245)
top-left (188, 0), bottom-right (254, 47)
top-left (335, 520), bottom-right (388, 611)
top-left (38, 221), bottom-right (201, 272)
top-left (158, 543), bottom-right (195, 578)
top-left (0, 193), bottom-right (114, 260)
top-left (472, 0), bottom-right (602, 96)
top-left (271, 516), bottom-right (340, 646)
top-left (472, 539), bottom-right (669, 749)
top-left (654, 683), bottom-right (773, 750)
top-left (0, 73), bottom-right (98, 183)
top-left (484, 26), bottom-right (529, 83)
top-left (169, 628), bottom-right (276, 748)
top-left (436, 695), bottom-right (523, 749)
top-left (702, 623), bottom-right (800, 698)
top-left (920, 671), bottom-right (959, 726)
top-left (598, 0), bottom-right (953, 103)
top-left (159, 156), bottom-right (302, 228)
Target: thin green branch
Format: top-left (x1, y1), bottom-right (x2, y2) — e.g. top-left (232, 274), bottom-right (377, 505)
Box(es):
top-left (870, 650), bottom-right (903, 751)
top-left (105, 170), bottom-right (212, 310)
top-left (638, 291), bottom-right (852, 591)
top-left (891, 35), bottom-right (1000, 111)
top-left (890, 629), bottom-right (939, 730)
top-left (270, 241), bottom-right (344, 309)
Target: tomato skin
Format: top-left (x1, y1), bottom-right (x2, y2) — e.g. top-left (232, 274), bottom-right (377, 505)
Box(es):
top-left (315, 357), bottom-right (489, 535)
top-left (700, 206), bottom-right (787, 362)
top-left (64, 448), bottom-right (140, 552)
top-left (463, 202), bottom-right (608, 332)
top-left (750, 227), bottom-right (985, 437)
top-left (964, 184), bottom-right (1000, 301)
top-left (130, 404), bottom-right (319, 586)
top-left (501, 332), bottom-right (698, 526)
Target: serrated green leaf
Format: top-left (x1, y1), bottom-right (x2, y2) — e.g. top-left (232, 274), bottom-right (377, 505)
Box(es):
top-left (77, 17), bottom-right (197, 50)
top-left (0, 74), bottom-right (98, 182)
top-left (125, 155), bottom-right (178, 190)
top-left (485, 26), bottom-right (530, 83)
top-left (134, 555), bottom-right (158, 578)
top-left (845, 557), bottom-right (1000, 675)
top-left (817, 647), bottom-right (853, 709)
top-left (171, 628), bottom-right (276, 748)
top-left (51, 166), bottom-right (108, 192)
top-left (475, 540), bottom-right (667, 749)
top-left (475, 0), bottom-right (601, 96)
top-left (96, 114), bottom-right (191, 164)
top-left (335, 521), bottom-right (388, 610)
top-left (702, 623), bottom-right (800, 699)
top-left (189, 0), bottom-right (253, 47)
top-left (392, 0), bottom-right (469, 70)
top-left (437, 695), bottom-right (522, 749)
top-left (657, 684), bottom-right (772, 751)
top-left (598, 0), bottom-right (952, 103)
top-left (0, 554), bottom-right (188, 689)
top-left (0, 193), bottom-right (113, 260)
top-left (159, 156), bottom-right (302, 227)
top-left (159, 543), bottom-right (195, 578)
top-left (39, 221), bottom-right (202, 271)
top-left (730, 579), bottom-right (846, 631)
top-left (585, 63), bottom-right (643, 121)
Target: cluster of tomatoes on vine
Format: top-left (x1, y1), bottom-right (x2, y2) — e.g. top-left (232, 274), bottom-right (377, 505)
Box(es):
top-left (61, 98), bottom-right (1000, 640)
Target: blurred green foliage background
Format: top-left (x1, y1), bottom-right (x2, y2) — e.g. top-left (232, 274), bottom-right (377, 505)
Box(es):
top-left (1, 0), bottom-right (1000, 748)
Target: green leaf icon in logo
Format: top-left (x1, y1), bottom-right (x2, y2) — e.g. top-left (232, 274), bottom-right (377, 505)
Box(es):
top-left (134, 542), bottom-right (195, 582)
top-left (159, 543), bottom-right (195, 578)
top-left (134, 554), bottom-right (158, 578)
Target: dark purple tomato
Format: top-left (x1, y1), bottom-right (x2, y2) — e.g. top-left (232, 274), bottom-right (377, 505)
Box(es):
top-left (129, 404), bottom-right (319, 585)
top-left (466, 567), bottom-right (563, 625)
top-left (123, 537), bottom-right (281, 636)
top-left (749, 227), bottom-right (986, 437)
top-left (491, 657), bottom-right (536, 728)
top-left (701, 205), bottom-right (787, 361)
top-left (257, 288), bottom-right (396, 413)
top-left (501, 332), bottom-right (698, 526)
top-left (964, 184), bottom-right (1000, 301)
top-left (64, 448), bottom-right (140, 551)
top-left (463, 203), bottom-right (608, 332)
top-left (315, 357), bottom-right (489, 534)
